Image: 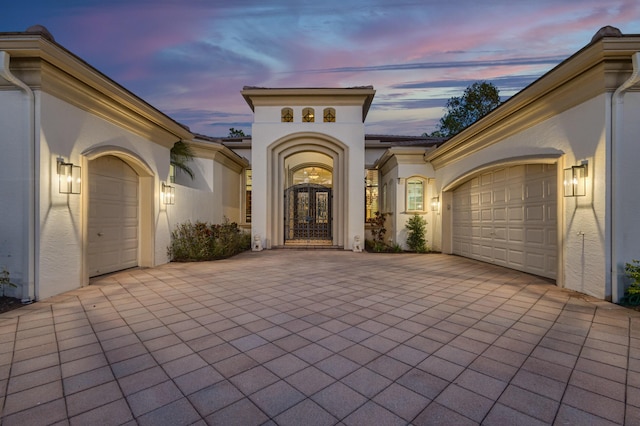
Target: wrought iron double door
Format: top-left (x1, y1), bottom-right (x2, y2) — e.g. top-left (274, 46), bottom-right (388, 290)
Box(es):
top-left (285, 183), bottom-right (332, 241)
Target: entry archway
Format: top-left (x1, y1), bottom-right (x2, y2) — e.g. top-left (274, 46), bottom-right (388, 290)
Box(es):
top-left (267, 132), bottom-right (348, 248)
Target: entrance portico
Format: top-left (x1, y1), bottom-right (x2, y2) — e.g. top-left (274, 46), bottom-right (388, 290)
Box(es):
top-left (242, 86), bottom-right (375, 250)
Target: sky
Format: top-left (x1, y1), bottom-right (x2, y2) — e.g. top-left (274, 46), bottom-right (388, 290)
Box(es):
top-left (2, 1), bottom-right (640, 137)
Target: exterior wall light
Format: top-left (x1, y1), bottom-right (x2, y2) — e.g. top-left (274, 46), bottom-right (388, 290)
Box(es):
top-left (57, 157), bottom-right (81, 194)
top-left (162, 183), bottom-right (175, 205)
top-left (431, 196), bottom-right (440, 211)
top-left (563, 164), bottom-right (587, 197)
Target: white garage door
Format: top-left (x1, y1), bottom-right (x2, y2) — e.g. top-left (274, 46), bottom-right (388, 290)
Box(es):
top-left (88, 156), bottom-right (139, 277)
top-left (452, 164), bottom-right (557, 279)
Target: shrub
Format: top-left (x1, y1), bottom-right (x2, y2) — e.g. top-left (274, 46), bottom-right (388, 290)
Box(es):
top-left (0, 267), bottom-right (17, 297)
top-left (405, 214), bottom-right (428, 253)
top-left (168, 219), bottom-right (250, 262)
top-left (367, 211), bottom-right (388, 252)
top-left (623, 259), bottom-right (640, 306)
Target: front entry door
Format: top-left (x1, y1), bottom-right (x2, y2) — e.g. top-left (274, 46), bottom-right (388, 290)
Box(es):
top-left (285, 183), bottom-right (332, 241)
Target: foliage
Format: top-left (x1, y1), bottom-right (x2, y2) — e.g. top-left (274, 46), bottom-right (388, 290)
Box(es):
top-left (430, 81), bottom-right (501, 138)
top-left (170, 141), bottom-right (195, 180)
top-left (228, 128), bottom-right (246, 137)
top-left (623, 259), bottom-right (640, 306)
top-left (405, 214), bottom-right (428, 253)
top-left (168, 219), bottom-right (250, 262)
top-left (0, 267), bottom-right (17, 297)
top-left (368, 211), bottom-right (388, 252)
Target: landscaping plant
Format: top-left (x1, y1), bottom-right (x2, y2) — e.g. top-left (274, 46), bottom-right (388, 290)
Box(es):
top-left (368, 211), bottom-right (388, 252)
top-left (168, 219), bottom-right (251, 262)
top-left (405, 214), bottom-right (428, 253)
top-left (0, 267), bottom-right (17, 297)
top-left (623, 259), bottom-right (640, 306)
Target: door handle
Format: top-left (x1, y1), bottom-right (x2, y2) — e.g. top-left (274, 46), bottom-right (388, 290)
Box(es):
top-left (97, 232), bottom-right (104, 237)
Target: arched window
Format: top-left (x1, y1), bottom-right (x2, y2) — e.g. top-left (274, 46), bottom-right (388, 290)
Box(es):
top-left (281, 107), bottom-right (294, 122)
top-left (302, 107), bottom-right (315, 122)
top-left (406, 177), bottom-right (426, 212)
top-left (323, 108), bottom-right (336, 122)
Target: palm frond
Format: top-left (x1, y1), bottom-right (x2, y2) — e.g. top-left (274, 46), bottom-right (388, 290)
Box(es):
top-left (170, 141), bottom-right (195, 180)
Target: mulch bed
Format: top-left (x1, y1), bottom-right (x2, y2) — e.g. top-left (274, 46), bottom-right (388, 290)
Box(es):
top-left (0, 296), bottom-right (24, 315)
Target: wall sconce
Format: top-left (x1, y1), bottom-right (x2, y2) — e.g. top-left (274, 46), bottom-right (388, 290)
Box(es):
top-left (563, 164), bottom-right (587, 197)
top-left (431, 196), bottom-right (440, 211)
top-left (57, 157), bottom-right (81, 194)
top-left (162, 183), bottom-right (175, 205)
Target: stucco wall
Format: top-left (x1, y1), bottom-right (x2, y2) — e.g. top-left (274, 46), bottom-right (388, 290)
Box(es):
top-left (251, 104), bottom-right (365, 249)
top-left (0, 88), bottom-right (33, 299)
top-left (434, 95), bottom-right (609, 298)
top-left (38, 93), bottom-right (171, 300)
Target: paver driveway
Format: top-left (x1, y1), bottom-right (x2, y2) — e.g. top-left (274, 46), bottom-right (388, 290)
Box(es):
top-left (1, 250), bottom-right (639, 425)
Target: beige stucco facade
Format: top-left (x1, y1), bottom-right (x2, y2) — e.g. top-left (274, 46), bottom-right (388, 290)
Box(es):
top-left (2, 26), bottom-right (640, 303)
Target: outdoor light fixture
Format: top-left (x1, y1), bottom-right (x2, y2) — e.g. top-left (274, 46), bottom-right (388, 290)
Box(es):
top-left (431, 196), bottom-right (440, 211)
top-left (563, 164), bottom-right (587, 197)
top-left (162, 183), bottom-right (175, 205)
top-left (57, 157), bottom-right (81, 194)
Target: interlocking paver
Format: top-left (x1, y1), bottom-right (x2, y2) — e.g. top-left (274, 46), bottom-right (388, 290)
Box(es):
top-left (1, 251), bottom-right (640, 425)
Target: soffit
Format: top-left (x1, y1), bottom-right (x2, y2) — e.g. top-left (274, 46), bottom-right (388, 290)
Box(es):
top-left (426, 36), bottom-right (640, 169)
top-left (1, 35), bottom-right (192, 147)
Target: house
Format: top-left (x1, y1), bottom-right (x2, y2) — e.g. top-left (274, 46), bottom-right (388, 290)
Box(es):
top-left (1, 25), bottom-right (638, 303)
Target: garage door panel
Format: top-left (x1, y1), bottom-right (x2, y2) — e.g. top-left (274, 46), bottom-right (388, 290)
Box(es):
top-left (493, 227), bottom-right (507, 241)
top-left (508, 249), bottom-right (524, 267)
top-left (493, 247), bottom-right (507, 263)
top-left (453, 164), bottom-right (557, 279)
top-left (493, 188), bottom-right (506, 203)
top-left (525, 205), bottom-right (544, 221)
top-left (508, 185), bottom-right (524, 202)
top-left (88, 156), bottom-right (139, 277)
top-left (508, 228), bottom-right (524, 242)
top-left (525, 228), bottom-right (546, 245)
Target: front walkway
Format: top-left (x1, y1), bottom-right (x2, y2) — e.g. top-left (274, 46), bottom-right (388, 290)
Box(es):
top-left (1, 251), bottom-right (639, 425)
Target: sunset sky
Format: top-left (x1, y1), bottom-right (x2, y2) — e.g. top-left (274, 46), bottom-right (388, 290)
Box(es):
top-left (3, 1), bottom-right (640, 136)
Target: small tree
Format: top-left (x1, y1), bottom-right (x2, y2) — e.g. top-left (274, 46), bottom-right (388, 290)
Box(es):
top-left (405, 214), bottom-right (428, 253)
top-left (369, 211), bottom-right (388, 252)
top-left (430, 81), bottom-right (501, 138)
top-left (228, 128), bottom-right (246, 137)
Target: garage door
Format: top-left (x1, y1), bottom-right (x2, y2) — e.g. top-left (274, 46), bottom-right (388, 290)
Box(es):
top-left (452, 164), bottom-right (557, 279)
top-left (88, 156), bottom-right (139, 277)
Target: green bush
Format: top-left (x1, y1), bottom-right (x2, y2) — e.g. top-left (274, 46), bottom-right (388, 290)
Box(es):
top-left (168, 219), bottom-right (250, 262)
top-left (0, 267), bottom-right (17, 297)
top-left (366, 211), bottom-right (389, 252)
top-left (405, 214), bottom-right (428, 253)
top-left (623, 259), bottom-right (640, 306)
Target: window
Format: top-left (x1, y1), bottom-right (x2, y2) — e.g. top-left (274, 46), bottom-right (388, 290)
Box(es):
top-left (302, 107), bottom-right (315, 122)
top-left (365, 169), bottom-right (378, 221)
top-left (245, 169), bottom-right (252, 223)
top-left (323, 108), bottom-right (336, 122)
top-left (281, 108), bottom-right (293, 122)
top-left (406, 177), bottom-right (425, 212)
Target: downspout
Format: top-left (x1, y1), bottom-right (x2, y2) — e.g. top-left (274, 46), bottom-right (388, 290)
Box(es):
top-left (611, 51), bottom-right (640, 303)
top-left (0, 51), bottom-right (36, 303)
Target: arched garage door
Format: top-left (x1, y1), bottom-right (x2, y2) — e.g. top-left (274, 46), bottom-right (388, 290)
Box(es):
top-left (452, 164), bottom-right (557, 279)
top-left (88, 155), bottom-right (139, 277)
